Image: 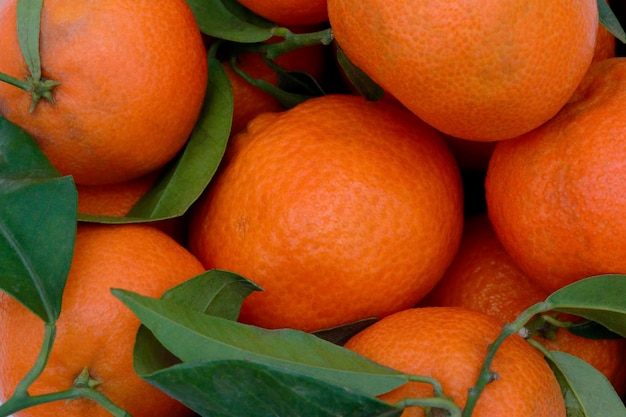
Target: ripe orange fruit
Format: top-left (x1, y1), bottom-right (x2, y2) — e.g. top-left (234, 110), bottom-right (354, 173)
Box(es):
top-left (225, 29), bottom-right (328, 135)
top-left (592, 3), bottom-right (616, 63)
top-left (76, 172), bottom-right (187, 243)
top-left (188, 94), bottom-right (464, 332)
top-left (485, 58), bottom-right (626, 293)
top-left (328, 0), bottom-right (598, 141)
top-left (0, 0), bottom-right (207, 185)
top-left (234, 0), bottom-right (328, 26)
top-left (0, 224), bottom-right (205, 417)
top-left (344, 307), bottom-right (566, 417)
top-left (422, 214), bottom-right (626, 395)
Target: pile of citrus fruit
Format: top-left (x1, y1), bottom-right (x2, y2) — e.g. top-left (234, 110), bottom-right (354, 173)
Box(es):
top-left (0, 0), bottom-right (625, 416)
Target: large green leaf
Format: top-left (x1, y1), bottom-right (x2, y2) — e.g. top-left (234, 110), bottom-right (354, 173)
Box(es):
top-left (133, 269), bottom-right (262, 376)
top-left (0, 118), bottom-right (76, 323)
top-left (545, 275), bottom-right (626, 337)
top-left (186, 0), bottom-right (275, 42)
top-left (143, 359), bottom-right (403, 417)
top-left (112, 288), bottom-right (408, 397)
top-left (546, 351), bottom-right (626, 417)
top-left (78, 58), bottom-right (233, 223)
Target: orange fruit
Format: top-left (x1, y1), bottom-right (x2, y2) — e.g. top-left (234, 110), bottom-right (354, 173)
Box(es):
top-left (592, 3), bottom-right (616, 63)
top-left (485, 57), bottom-right (626, 293)
top-left (0, 224), bottom-right (205, 417)
top-left (327, 0), bottom-right (598, 141)
top-left (0, 0), bottom-right (207, 185)
top-left (234, 0), bottom-right (328, 26)
top-left (422, 214), bottom-right (626, 395)
top-left (76, 171), bottom-right (187, 244)
top-left (188, 94), bottom-right (463, 332)
top-left (344, 307), bottom-right (566, 417)
top-left (225, 29), bottom-right (328, 135)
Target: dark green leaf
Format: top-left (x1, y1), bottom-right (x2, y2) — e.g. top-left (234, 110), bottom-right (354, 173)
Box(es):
top-left (335, 43), bottom-right (384, 101)
top-left (567, 320), bottom-right (623, 340)
top-left (186, 0), bottom-right (275, 43)
top-left (142, 359), bottom-right (403, 417)
top-left (598, 0), bottom-right (626, 44)
top-left (0, 118), bottom-right (76, 323)
top-left (16, 0), bottom-right (43, 81)
top-left (133, 269), bottom-right (262, 376)
top-left (160, 269), bottom-right (262, 321)
top-left (545, 275), bottom-right (626, 337)
top-left (112, 288), bottom-right (408, 397)
top-left (546, 350), bottom-right (626, 417)
top-left (313, 318), bottom-right (378, 346)
top-left (78, 58), bottom-right (233, 224)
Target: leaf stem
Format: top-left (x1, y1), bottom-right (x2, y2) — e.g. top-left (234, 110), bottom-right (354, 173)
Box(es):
top-left (0, 71), bottom-right (31, 91)
top-left (13, 322), bottom-right (56, 394)
top-left (461, 301), bottom-right (552, 417)
top-left (395, 396), bottom-right (462, 417)
top-left (264, 27), bottom-right (333, 59)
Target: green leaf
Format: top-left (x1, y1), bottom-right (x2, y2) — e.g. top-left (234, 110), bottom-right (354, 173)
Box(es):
top-left (545, 275), bottom-right (626, 337)
top-left (16, 0), bottom-right (43, 81)
top-left (112, 288), bottom-right (408, 397)
top-left (0, 117), bottom-right (76, 323)
top-left (186, 0), bottom-right (275, 43)
top-left (160, 269), bottom-right (262, 321)
top-left (142, 359), bottom-right (403, 417)
top-left (133, 269), bottom-right (262, 376)
top-left (598, 0), bottom-right (626, 44)
top-left (546, 350), bottom-right (626, 417)
top-left (567, 320), bottom-right (623, 340)
top-left (313, 318), bottom-right (378, 346)
top-left (335, 43), bottom-right (384, 101)
top-left (78, 58), bottom-right (233, 224)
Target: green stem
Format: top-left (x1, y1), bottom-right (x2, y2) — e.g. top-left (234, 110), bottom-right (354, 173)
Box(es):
top-left (0, 386), bottom-right (131, 417)
top-left (13, 322), bottom-right (56, 394)
top-left (0, 71), bottom-right (31, 91)
top-left (395, 396), bottom-right (462, 417)
top-left (263, 27), bottom-right (333, 59)
top-left (407, 374), bottom-right (447, 398)
top-left (461, 302), bottom-right (552, 417)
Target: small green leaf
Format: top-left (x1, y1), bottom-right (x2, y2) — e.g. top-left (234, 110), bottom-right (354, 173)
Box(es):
top-left (186, 0), bottom-right (275, 43)
top-left (112, 288), bottom-right (408, 397)
top-left (0, 118), bottom-right (76, 323)
top-left (545, 275), bottom-right (626, 337)
top-left (160, 269), bottom-right (262, 321)
top-left (567, 320), bottom-right (623, 340)
top-left (16, 0), bottom-right (43, 81)
top-left (142, 359), bottom-right (403, 417)
top-left (313, 318), bottom-right (378, 346)
top-left (335, 43), bottom-right (384, 101)
top-left (546, 350), bottom-right (626, 417)
top-left (598, 0), bottom-right (626, 44)
top-left (78, 58), bottom-right (233, 224)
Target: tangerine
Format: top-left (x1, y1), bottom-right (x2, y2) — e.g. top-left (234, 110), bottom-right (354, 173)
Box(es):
top-left (188, 94), bottom-right (463, 332)
top-left (328, 0), bottom-right (598, 141)
top-left (344, 307), bottom-right (566, 417)
top-left (0, 0), bottom-right (208, 185)
top-left (485, 58), bottom-right (626, 293)
top-left (0, 224), bottom-right (205, 417)
top-left (422, 214), bottom-right (626, 394)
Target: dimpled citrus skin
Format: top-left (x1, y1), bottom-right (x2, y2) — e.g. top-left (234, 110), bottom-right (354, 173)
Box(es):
top-left (328, 0), bottom-right (598, 141)
top-left (0, 224), bottom-right (205, 417)
top-left (422, 214), bottom-right (626, 395)
top-left (189, 94), bottom-right (464, 332)
top-left (486, 58), bottom-right (626, 293)
top-left (0, 0), bottom-right (207, 185)
top-left (345, 307), bottom-right (566, 417)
